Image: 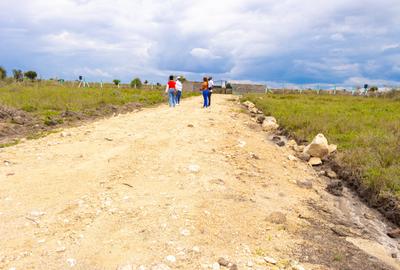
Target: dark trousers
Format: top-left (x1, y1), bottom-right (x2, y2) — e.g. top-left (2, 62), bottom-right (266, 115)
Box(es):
top-left (208, 90), bottom-right (212, 106)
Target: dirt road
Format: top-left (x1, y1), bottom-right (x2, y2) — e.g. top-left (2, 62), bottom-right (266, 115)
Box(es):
top-left (0, 95), bottom-right (399, 270)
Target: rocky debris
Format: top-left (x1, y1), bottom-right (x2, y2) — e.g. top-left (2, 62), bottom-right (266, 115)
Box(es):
top-left (296, 179), bottom-right (313, 189)
top-left (192, 246), bottom-right (201, 253)
top-left (303, 133), bottom-right (329, 158)
top-left (188, 164), bottom-right (200, 173)
top-left (165, 255), bottom-right (176, 263)
top-left (331, 225), bottom-right (352, 237)
top-left (187, 124), bottom-right (194, 128)
top-left (66, 258), bottom-right (77, 267)
top-left (180, 228), bottom-right (191, 236)
top-left (276, 141), bottom-right (285, 147)
top-left (250, 152), bottom-right (260, 159)
top-left (325, 170), bottom-right (337, 179)
top-left (296, 152), bottom-right (311, 162)
top-left (288, 155), bottom-right (297, 161)
top-left (387, 228), bottom-right (400, 238)
top-left (308, 157), bottom-right (322, 166)
top-left (262, 117), bottom-right (279, 132)
top-left (217, 257), bottom-right (230, 267)
top-left (267, 211), bottom-right (287, 224)
top-left (229, 264), bottom-right (238, 270)
top-left (212, 262), bottom-right (221, 270)
top-left (60, 131), bottom-right (72, 137)
top-left (12, 116), bottom-right (25, 125)
top-left (243, 101), bottom-right (256, 109)
top-left (237, 140), bottom-right (247, 148)
top-left (326, 180), bottom-right (343, 196)
top-left (256, 114), bottom-right (266, 124)
top-left (105, 137), bottom-right (113, 141)
top-left (264, 256), bottom-right (277, 265)
top-left (294, 145), bottom-right (305, 153)
top-left (328, 144), bottom-right (338, 154)
top-left (56, 246), bottom-right (66, 253)
top-left (392, 253), bottom-right (398, 258)
top-left (287, 139), bottom-right (297, 149)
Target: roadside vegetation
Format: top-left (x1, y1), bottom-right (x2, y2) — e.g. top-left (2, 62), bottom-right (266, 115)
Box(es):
top-left (243, 93), bottom-right (400, 197)
top-left (0, 80), bottom-right (199, 146)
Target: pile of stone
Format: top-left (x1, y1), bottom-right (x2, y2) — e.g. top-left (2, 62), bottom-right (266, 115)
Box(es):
top-left (242, 101), bottom-right (279, 133)
top-left (288, 133), bottom-right (337, 166)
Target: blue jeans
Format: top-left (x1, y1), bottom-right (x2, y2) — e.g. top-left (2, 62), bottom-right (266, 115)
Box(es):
top-left (168, 89), bottom-right (176, 107)
top-left (202, 90), bottom-right (209, 108)
top-left (175, 91), bottom-right (182, 104)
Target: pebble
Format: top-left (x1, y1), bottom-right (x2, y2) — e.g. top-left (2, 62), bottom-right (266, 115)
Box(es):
top-left (192, 246), bottom-right (201, 253)
top-left (217, 257), bottom-right (230, 267)
top-left (66, 258), bottom-right (77, 267)
top-left (212, 262), bottom-right (221, 270)
top-left (166, 255), bottom-right (176, 263)
top-left (56, 246), bottom-right (66, 253)
top-left (180, 228), bottom-right (191, 236)
top-left (288, 155), bottom-right (297, 161)
top-left (237, 140), bottom-right (247, 148)
top-left (264, 256), bottom-right (277, 265)
top-left (296, 179), bottom-right (313, 189)
top-left (188, 164), bottom-right (200, 173)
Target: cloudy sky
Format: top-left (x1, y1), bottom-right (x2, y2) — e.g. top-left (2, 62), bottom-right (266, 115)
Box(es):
top-left (0, 0), bottom-right (400, 86)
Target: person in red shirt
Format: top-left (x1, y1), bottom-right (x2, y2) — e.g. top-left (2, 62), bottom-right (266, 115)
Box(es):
top-left (165, 75), bottom-right (176, 107)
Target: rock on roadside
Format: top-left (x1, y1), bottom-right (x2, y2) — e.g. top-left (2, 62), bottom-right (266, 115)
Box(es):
top-left (303, 133), bottom-right (329, 158)
top-left (262, 117), bottom-right (279, 132)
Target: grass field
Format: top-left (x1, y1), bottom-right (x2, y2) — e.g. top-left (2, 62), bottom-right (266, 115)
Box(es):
top-left (243, 93), bottom-right (400, 196)
top-left (0, 83), bottom-right (199, 121)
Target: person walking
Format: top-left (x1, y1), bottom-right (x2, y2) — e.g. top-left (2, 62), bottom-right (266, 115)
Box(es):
top-left (165, 75), bottom-right (176, 107)
top-left (208, 76), bottom-right (214, 107)
top-left (175, 76), bottom-right (183, 105)
top-left (201, 77), bottom-right (209, 108)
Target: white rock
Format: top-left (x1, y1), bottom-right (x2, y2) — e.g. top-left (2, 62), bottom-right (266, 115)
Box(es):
top-left (262, 117), bottom-right (279, 132)
top-left (308, 157), bottom-right (322, 166)
top-left (243, 101), bottom-right (256, 109)
top-left (264, 256), bottom-right (277, 265)
top-left (328, 144), bottom-right (338, 154)
top-left (180, 228), bottom-right (191, 236)
top-left (247, 260), bottom-right (254, 267)
top-left (304, 134), bottom-right (329, 158)
top-left (237, 140), bottom-right (247, 148)
top-left (288, 155), bottom-right (297, 161)
top-left (8, 267), bottom-right (16, 270)
top-left (30, 211), bottom-right (45, 217)
top-left (212, 262), bottom-right (221, 270)
top-left (166, 255), bottom-right (176, 263)
top-left (66, 258), bottom-right (77, 267)
top-left (192, 246), bottom-right (201, 253)
top-left (188, 164), bottom-right (200, 173)
top-left (137, 266), bottom-right (147, 270)
top-left (56, 246), bottom-right (66, 253)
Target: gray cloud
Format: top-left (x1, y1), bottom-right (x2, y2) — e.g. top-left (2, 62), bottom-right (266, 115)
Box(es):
top-left (0, 0), bottom-right (399, 85)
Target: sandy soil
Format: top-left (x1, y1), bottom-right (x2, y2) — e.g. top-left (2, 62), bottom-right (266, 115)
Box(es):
top-left (0, 95), bottom-right (399, 270)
